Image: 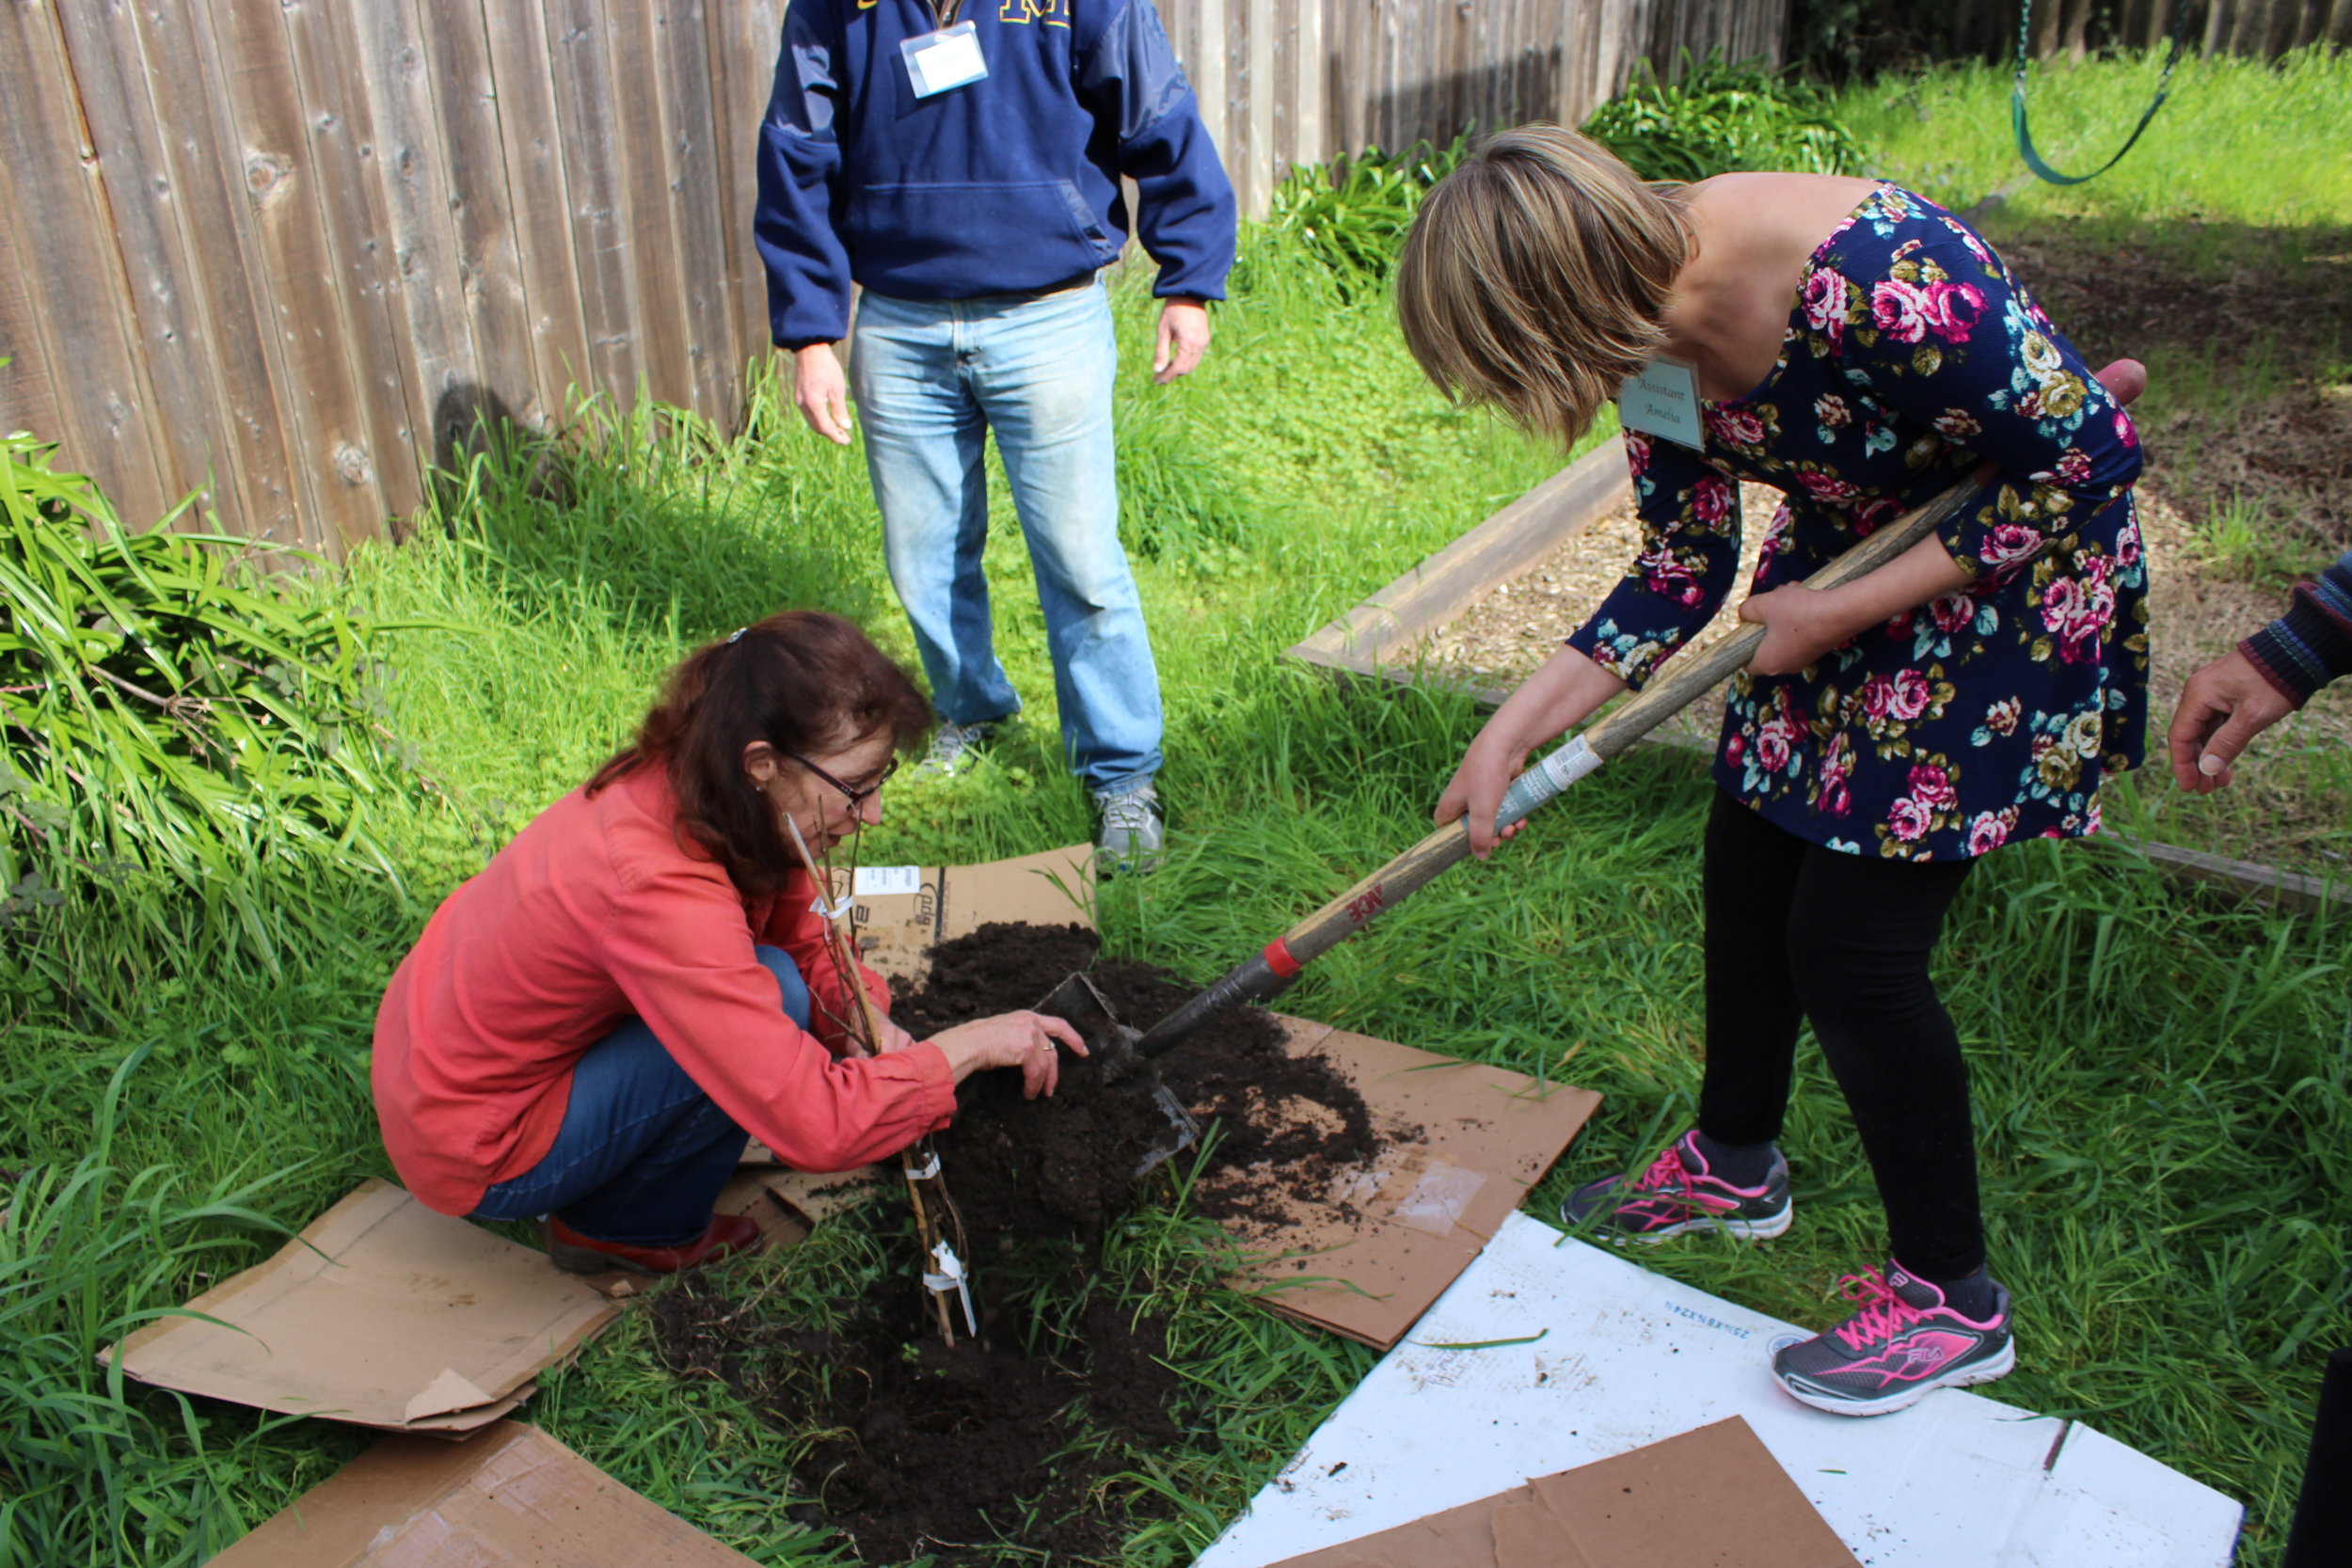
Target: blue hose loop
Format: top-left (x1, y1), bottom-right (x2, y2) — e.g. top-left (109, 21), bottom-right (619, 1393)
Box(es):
top-left (2011, 0), bottom-right (2189, 186)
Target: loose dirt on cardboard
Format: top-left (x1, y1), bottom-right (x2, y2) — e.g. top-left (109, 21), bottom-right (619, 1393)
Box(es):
top-left (649, 923), bottom-right (1386, 1564)
top-left (895, 922), bottom-right (1380, 1243)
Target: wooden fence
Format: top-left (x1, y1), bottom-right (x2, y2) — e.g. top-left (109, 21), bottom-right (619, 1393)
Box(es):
top-left (2, 0), bottom-right (1784, 556)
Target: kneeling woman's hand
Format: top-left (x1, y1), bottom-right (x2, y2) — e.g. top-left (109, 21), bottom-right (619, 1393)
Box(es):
top-left (930, 1011), bottom-right (1089, 1099)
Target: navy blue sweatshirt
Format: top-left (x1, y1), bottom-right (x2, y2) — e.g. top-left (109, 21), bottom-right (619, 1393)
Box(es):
top-left (755, 0), bottom-right (1237, 349)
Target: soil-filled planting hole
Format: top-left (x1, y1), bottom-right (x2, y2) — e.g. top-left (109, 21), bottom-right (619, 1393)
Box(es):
top-left (648, 922), bottom-right (1385, 1563)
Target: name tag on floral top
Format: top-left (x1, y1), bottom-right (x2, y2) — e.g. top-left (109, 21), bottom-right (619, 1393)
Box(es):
top-left (901, 22), bottom-right (987, 98)
top-left (1618, 356), bottom-right (1705, 449)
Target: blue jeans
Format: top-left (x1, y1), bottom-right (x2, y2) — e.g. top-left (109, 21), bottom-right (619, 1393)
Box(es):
top-left (852, 280), bottom-right (1163, 794)
top-left (469, 946), bottom-right (810, 1245)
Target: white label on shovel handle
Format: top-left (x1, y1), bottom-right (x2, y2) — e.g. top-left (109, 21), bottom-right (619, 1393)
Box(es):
top-left (1494, 736), bottom-right (1602, 831)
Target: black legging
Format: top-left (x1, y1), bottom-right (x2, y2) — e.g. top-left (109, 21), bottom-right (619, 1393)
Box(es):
top-left (1698, 789), bottom-right (1983, 1281)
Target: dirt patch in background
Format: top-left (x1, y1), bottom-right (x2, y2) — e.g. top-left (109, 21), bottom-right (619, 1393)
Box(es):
top-left (1997, 227), bottom-right (2352, 559)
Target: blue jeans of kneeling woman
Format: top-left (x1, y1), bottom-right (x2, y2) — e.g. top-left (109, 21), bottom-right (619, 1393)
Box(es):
top-left (469, 945), bottom-right (808, 1245)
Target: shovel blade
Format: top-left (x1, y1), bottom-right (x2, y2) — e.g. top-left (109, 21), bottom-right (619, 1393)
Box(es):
top-left (1033, 972), bottom-right (1200, 1178)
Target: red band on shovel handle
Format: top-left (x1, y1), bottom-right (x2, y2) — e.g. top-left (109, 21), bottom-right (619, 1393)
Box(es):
top-left (1263, 938), bottom-right (1303, 978)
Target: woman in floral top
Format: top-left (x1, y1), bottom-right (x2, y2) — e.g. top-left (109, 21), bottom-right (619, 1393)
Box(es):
top-left (1397, 129), bottom-right (2146, 1418)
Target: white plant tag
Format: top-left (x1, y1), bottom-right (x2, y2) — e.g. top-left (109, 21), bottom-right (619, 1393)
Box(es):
top-left (1617, 356), bottom-right (1705, 449)
top-left (901, 21), bottom-right (986, 98)
top-left (852, 864), bottom-right (922, 897)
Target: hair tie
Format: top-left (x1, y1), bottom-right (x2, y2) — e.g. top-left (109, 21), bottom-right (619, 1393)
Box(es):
top-left (725, 627), bottom-right (746, 643)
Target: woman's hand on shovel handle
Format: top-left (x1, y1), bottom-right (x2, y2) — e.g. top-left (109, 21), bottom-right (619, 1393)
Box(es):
top-left (1437, 644), bottom-right (1627, 860)
top-left (931, 1011), bottom-right (1089, 1098)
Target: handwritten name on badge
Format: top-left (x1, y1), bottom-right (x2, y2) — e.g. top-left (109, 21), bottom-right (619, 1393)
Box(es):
top-left (1618, 356), bottom-right (1705, 450)
top-left (901, 21), bottom-right (987, 97)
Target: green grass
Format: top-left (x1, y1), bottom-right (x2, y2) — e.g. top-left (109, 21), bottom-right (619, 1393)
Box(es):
top-left (4, 124), bottom-right (2350, 1565)
top-left (1835, 44), bottom-right (2352, 230)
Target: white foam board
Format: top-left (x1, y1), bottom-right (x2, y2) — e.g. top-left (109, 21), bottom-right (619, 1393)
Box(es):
top-left (1200, 1212), bottom-right (2240, 1568)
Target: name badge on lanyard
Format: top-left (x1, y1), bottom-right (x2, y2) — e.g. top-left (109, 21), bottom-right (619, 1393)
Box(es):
top-left (902, 20), bottom-right (987, 98)
top-left (1617, 356), bottom-right (1706, 450)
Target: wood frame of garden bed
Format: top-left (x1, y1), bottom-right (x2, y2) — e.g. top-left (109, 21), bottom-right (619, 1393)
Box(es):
top-left (1285, 444), bottom-right (2351, 915)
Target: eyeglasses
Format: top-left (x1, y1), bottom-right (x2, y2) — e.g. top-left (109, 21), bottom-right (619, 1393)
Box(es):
top-left (783, 751), bottom-right (899, 807)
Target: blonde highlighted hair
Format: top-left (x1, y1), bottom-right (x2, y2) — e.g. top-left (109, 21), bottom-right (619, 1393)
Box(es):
top-left (1397, 126), bottom-right (1695, 451)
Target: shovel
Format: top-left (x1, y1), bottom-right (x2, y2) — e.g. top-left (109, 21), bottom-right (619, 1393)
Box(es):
top-left (1110, 358), bottom-right (2147, 1098)
top-left (1034, 971), bottom-right (1202, 1176)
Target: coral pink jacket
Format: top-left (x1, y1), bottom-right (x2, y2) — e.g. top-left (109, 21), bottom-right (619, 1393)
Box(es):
top-left (373, 761), bottom-right (954, 1215)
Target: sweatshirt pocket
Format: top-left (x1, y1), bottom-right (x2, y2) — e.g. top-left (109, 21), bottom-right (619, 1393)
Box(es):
top-left (848, 180), bottom-right (1120, 297)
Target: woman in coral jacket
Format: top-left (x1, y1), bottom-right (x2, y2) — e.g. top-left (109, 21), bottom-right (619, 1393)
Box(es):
top-left (373, 610), bottom-right (1082, 1276)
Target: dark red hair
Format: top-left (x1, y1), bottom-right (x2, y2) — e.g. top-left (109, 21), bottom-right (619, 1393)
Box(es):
top-left (587, 611), bottom-right (930, 895)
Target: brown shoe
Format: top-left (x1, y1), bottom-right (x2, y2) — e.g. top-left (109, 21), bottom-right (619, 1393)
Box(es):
top-left (539, 1212), bottom-right (763, 1276)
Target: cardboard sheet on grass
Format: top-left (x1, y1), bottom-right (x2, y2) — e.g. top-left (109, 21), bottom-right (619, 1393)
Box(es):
top-left (1263, 1416), bottom-right (1856, 1568)
top-left (1238, 1017), bottom-right (1598, 1349)
top-left (103, 1180), bottom-right (618, 1433)
top-left (210, 1419), bottom-right (755, 1566)
top-left (1198, 1212), bottom-right (2244, 1568)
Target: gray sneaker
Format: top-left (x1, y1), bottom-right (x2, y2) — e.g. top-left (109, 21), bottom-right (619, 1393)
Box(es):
top-left (1095, 784), bottom-right (1163, 874)
top-left (914, 720), bottom-right (995, 780)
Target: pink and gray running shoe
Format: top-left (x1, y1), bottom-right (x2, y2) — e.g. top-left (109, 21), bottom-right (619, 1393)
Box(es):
top-left (1558, 1131), bottom-right (1792, 1243)
top-left (1772, 1263), bottom-right (2014, 1417)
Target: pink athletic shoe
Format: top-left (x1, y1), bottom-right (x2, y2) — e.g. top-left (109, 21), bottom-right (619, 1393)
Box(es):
top-left (1558, 1130), bottom-right (1792, 1243)
top-left (1772, 1262), bottom-right (2015, 1417)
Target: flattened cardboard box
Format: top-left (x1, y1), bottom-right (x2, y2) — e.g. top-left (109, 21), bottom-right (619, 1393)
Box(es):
top-left (833, 842), bottom-right (1095, 983)
top-left (1233, 1017), bottom-right (1599, 1350)
top-left (103, 1180), bottom-right (619, 1433)
top-left (1263, 1417), bottom-right (1858, 1568)
top-left (209, 1419), bottom-right (758, 1566)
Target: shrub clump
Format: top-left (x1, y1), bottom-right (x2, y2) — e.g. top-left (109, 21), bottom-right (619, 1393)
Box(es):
top-left (1583, 52), bottom-right (1865, 182)
top-left (0, 432), bottom-right (418, 945)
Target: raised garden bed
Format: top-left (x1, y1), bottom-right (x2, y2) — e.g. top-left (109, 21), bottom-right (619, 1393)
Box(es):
top-left (1288, 443), bottom-right (2351, 913)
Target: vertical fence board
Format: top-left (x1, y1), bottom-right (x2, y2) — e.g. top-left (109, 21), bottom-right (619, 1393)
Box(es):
top-left (121, 0), bottom-right (304, 544)
top-left (650, 0), bottom-right (738, 421)
top-left (545, 0), bottom-right (647, 403)
top-left (606, 0), bottom-right (701, 409)
top-left (1272, 0), bottom-right (1296, 179)
top-left (276, 0), bottom-right (425, 531)
top-left (209, 0), bottom-right (391, 555)
top-left (50, 0), bottom-right (231, 526)
top-left (707, 0), bottom-right (784, 378)
top-left (0, 168), bottom-right (66, 459)
top-left (415, 1), bottom-right (544, 439)
top-left (1247, 0), bottom-right (1275, 203)
top-left (480, 0), bottom-right (596, 426)
top-left (0, 0), bottom-right (169, 531)
top-left (1192, 0), bottom-right (1226, 199)
top-left (1295, 0), bottom-right (1323, 166)
top-left (351, 0), bottom-right (485, 479)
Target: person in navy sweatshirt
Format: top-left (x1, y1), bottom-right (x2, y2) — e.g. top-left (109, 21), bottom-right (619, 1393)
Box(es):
top-left (754, 0), bottom-right (1237, 872)
top-left (2167, 548), bottom-right (2352, 791)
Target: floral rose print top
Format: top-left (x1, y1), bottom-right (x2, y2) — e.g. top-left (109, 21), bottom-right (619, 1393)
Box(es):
top-left (1565, 184), bottom-right (2148, 861)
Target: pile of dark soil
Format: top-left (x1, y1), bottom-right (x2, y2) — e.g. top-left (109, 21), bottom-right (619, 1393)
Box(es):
top-left (895, 922), bottom-right (1380, 1241)
top-left (651, 922), bottom-right (1386, 1563)
top-left (648, 1271), bottom-right (1181, 1564)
